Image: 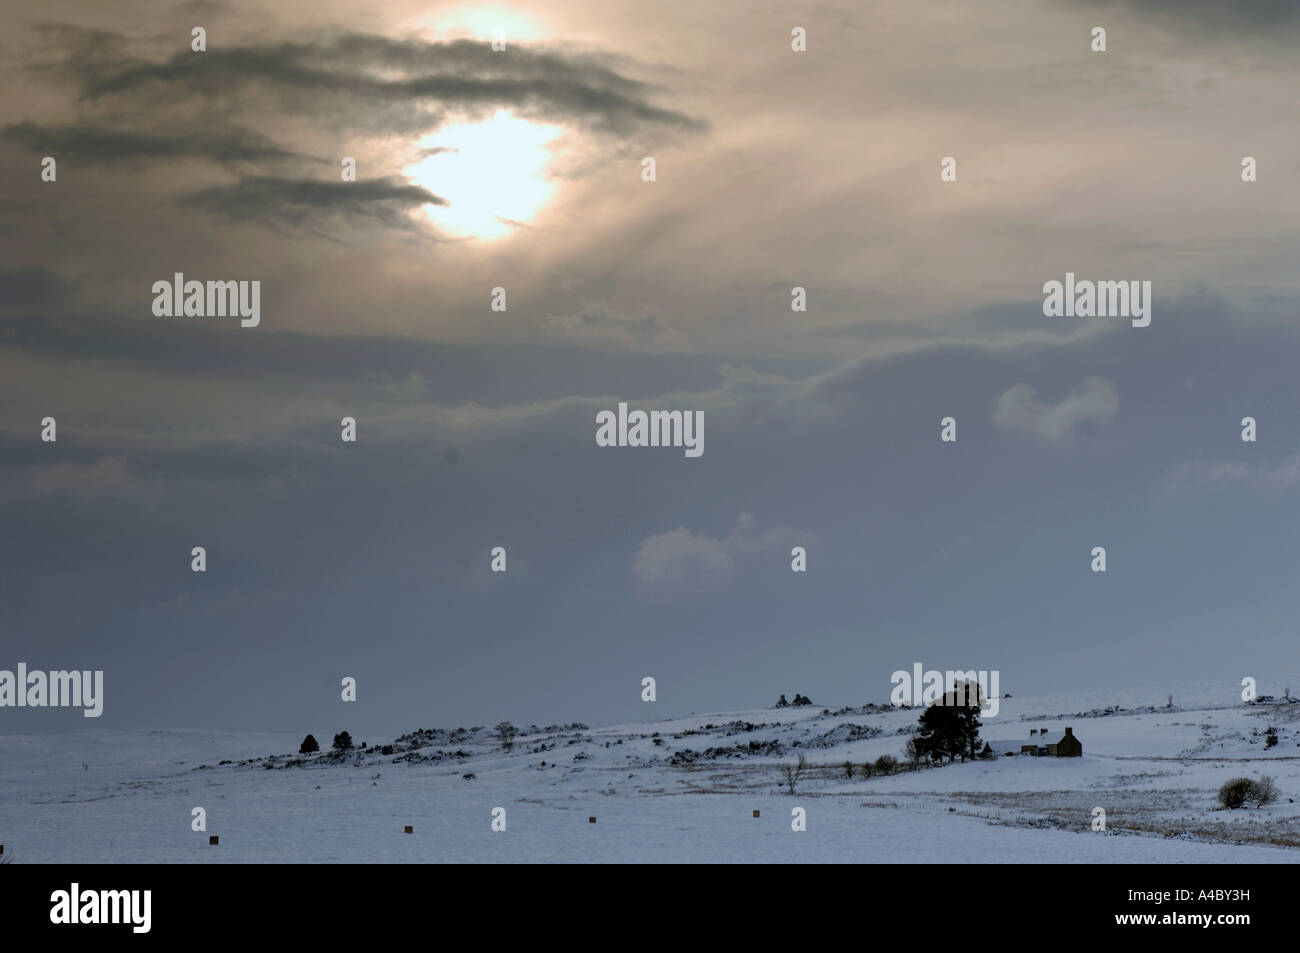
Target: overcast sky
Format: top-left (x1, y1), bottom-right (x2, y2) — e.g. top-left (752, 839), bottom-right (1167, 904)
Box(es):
top-left (3, 0), bottom-right (1300, 735)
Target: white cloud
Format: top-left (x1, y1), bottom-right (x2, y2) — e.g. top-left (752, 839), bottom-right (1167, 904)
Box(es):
top-left (993, 376), bottom-right (1118, 441)
top-left (631, 527), bottom-right (735, 596)
top-left (1160, 453), bottom-right (1300, 495)
top-left (631, 512), bottom-right (807, 598)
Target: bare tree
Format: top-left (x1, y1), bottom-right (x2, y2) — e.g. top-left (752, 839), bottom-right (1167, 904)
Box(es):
top-left (495, 721), bottom-right (517, 752)
top-left (1250, 775), bottom-right (1279, 807)
top-left (904, 736), bottom-right (925, 770)
top-left (780, 754), bottom-right (807, 795)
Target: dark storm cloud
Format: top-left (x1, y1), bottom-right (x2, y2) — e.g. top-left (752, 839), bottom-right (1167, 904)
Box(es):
top-left (0, 119), bottom-right (303, 164)
top-left (174, 0), bottom-right (231, 14)
top-left (177, 175), bottom-right (447, 230)
top-left (0, 308), bottom-right (733, 405)
top-left (0, 266), bottom-right (75, 311)
top-left (1065, 0), bottom-right (1300, 31)
top-left (0, 429), bottom-right (322, 487)
top-left (22, 22), bottom-right (133, 75)
top-left (74, 34), bottom-right (704, 136)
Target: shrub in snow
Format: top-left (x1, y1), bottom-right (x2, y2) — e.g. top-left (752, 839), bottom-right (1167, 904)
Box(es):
top-left (1248, 776), bottom-right (1278, 807)
top-left (1219, 779), bottom-right (1249, 809)
top-left (299, 734), bottom-right (319, 754)
top-left (332, 731), bottom-right (353, 751)
top-left (1219, 776), bottom-right (1278, 809)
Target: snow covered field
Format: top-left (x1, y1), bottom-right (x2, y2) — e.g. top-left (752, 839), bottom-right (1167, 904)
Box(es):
top-left (5, 685), bottom-right (1300, 863)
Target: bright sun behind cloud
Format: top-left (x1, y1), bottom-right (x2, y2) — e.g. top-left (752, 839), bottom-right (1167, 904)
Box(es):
top-left (405, 110), bottom-right (562, 241)
top-left (405, 4), bottom-right (549, 45)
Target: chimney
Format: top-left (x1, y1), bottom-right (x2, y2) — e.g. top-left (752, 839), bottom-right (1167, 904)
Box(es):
top-left (1064, 727), bottom-right (1073, 737)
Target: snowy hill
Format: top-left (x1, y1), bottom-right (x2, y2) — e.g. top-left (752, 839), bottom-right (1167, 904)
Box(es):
top-left (4, 688), bottom-right (1300, 863)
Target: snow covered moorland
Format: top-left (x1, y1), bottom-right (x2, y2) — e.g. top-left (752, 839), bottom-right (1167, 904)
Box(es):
top-left (4, 683), bottom-right (1300, 863)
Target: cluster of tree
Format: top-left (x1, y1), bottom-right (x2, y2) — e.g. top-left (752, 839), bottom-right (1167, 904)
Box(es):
top-left (912, 683), bottom-right (983, 763)
top-left (780, 684), bottom-right (989, 794)
top-left (774, 693), bottom-right (813, 708)
top-left (298, 732), bottom-right (354, 754)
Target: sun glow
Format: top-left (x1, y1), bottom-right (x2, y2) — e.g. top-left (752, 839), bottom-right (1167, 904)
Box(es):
top-left (405, 110), bottom-right (562, 241)
top-left (405, 5), bottom-right (549, 45)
